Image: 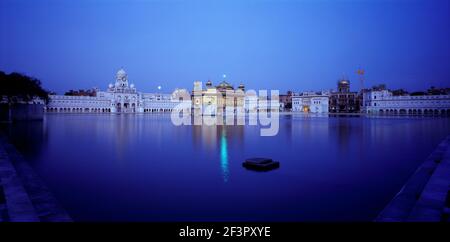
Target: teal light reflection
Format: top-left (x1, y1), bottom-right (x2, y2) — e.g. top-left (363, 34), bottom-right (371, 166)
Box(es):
top-left (220, 128), bottom-right (229, 183)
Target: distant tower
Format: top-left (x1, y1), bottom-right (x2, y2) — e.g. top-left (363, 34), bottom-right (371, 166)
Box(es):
top-left (238, 83), bottom-right (245, 91)
top-left (193, 81), bottom-right (202, 92)
top-left (115, 67), bottom-right (129, 88)
top-left (338, 78), bottom-right (350, 93)
top-left (205, 80), bottom-right (212, 88)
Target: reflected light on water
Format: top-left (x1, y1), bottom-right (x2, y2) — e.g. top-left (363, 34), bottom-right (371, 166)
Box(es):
top-left (3, 114), bottom-right (450, 221)
top-left (220, 127), bottom-right (229, 183)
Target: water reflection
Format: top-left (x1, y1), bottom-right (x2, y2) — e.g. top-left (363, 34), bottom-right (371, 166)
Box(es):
top-left (220, 127), bottom-right (229, 182)
top-left (3, 114), bottom-right (450, 221)
top-left (192, 125), bottom-right (217, 151)
top-left (331, 118), bottom-right (352, 152)
top-left (191, 123), bottom-right (246, 183)
top-left (0, 120), bottom-right (46, 161)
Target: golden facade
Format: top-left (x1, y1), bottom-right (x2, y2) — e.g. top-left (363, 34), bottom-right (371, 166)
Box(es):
top-left (192, 80), bottom-right (245, 115)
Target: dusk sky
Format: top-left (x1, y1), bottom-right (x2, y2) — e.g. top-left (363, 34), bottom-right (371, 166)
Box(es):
top-left (1, 0), bottom-right (449, 94)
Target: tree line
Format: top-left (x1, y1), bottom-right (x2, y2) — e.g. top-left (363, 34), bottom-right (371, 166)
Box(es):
top-left (0, 71), bottom-right (49, 104)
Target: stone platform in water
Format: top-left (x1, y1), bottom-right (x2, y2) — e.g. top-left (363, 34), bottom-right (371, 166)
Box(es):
top-left (243, 158), bottom-right (280, 171)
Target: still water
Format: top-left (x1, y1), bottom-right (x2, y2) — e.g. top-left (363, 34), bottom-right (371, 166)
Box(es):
top-left (3, 114), bottom-right (450, 221)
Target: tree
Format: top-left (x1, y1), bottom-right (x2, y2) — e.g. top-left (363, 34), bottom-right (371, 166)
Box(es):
top-left (410, 91), bottom-right (426, 96)
top-left (392, 89), bottom-right (409, 96)
top-left (0, 71), bottom-right (49, 104)
top-left (64, 88), bottom-right (96, 96)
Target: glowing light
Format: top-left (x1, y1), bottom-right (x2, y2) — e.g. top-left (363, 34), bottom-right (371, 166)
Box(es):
top-left (220, 128), bottom-right (229, 183)
top-left (222, 74), bottom-right (226, 79)
top-left (157, 85), bottom-right (162, 90)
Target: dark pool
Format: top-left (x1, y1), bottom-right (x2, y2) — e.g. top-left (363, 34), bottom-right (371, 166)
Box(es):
top-left (2, 114), bottom-right (450, 221)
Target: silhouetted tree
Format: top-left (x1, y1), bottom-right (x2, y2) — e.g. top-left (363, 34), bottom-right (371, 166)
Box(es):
top-left (64, 88), bottom-right (96, 96)
top-left (410, 91), bottom-right (426, 96)
top-left (427, 86), bottom-right (450, 95)
top-left (392, 89), bottom-right (409, 96)
top-left (0, 71), bottom-right (49, 104)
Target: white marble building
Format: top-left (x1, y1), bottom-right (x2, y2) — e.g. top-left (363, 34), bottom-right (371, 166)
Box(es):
top-left (46, 68), bottom-right (182, 113)
top-left (192, 80), bottom-right (246, 116)
top-left (292, 91), bottom-right (329, 113)
top-left (364, 89), bottom-right (450, 115)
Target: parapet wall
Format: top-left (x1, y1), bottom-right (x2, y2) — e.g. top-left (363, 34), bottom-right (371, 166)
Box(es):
top-left (0, 104), bottom-right (44, 122)
top-left (376, 135), bottom-right (450, 221)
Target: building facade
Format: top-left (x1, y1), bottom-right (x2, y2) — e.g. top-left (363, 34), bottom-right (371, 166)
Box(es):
top-left (279, 91), bottom-right (293, 111)
top-left (192, 79), bottom-right (245, 115)
top-left (364, 88), bottom-right (450, 115)
top-left (292, 91), bottom-right (329, 113)
top-left (329, 79), bottom-right (359, 113)
top-left (46, 68), bottom-right (181, 113)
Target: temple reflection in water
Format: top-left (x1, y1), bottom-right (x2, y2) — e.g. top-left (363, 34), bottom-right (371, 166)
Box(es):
top-left (220, 128), bottom-right (229, 182)
top-left (192, 123), bottom-right (244, 182)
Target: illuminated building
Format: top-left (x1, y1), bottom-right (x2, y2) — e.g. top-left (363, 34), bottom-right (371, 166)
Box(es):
top-left (192, 79), bottom-right (245, 115)
top-left (329, 79), bottom-right (359, 113)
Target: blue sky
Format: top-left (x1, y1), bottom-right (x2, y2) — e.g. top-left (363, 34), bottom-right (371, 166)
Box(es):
top-left (1, 0), bottom-right (449, 94)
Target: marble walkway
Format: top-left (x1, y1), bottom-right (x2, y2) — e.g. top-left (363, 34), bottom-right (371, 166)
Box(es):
top-left (376, 135), bottom-right (450, 222)
top-left (0, 134), bottom-right (71, 222)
